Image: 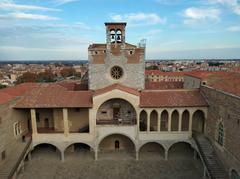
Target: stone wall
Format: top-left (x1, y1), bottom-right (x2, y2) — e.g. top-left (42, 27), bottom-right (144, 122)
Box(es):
top-left (68, 108), bottom-right (89, 132)
top-left (0, 101), bottom-right (29, 166)
top-left (88, 50), bottom-right (145, 90)
top-left (184, 76), bottom-right (201, 89)
top-left (201, 85), bottom-right (240, 175)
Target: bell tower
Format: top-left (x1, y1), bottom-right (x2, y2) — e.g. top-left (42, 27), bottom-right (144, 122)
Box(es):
top-left (88, 22), bottom-right (145, 90)
top-left (105, 22), bottom-right (126, 50)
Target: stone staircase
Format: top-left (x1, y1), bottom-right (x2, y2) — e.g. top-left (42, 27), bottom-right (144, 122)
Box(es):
top-left (193, 133), bottom-right (229, 179)
top-left (0, 137), bottom-right (31, 179)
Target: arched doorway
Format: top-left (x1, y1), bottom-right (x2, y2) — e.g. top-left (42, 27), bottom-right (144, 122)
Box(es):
top-left (192, 110), bottom-right (205, 133)
top-left (98, 134), bottom-right (136, 160)
top-left (171, 110), bottom-right (179, 131)
top-left (150, 110), bottom-right (158, 131)
top-left (140, 110), bottom-right (147, 131)
top-left (160, 110), bottom-right (168, 131)
top-left (32, 143), bottom-right (61, 160)
top-left (64, 143), bottom-right (93, 161)
top-left (139, 142), bottom-right (165, 160)
top-left (96, 98), bottom-right (136, 125)
top-left (168, 142), bottom-right (194, 160)
top-left (182, 110), bottom-right (190, 131)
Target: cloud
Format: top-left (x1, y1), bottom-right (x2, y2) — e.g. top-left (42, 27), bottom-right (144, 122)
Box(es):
top-left (208, 0), bottom-right (240, 15)
top-left (110, 12), bottom-right (166, 26)
top-left (53, 0), bottom-right (79, 5)
top-left (227, 26), bottom-right (240, 31)
top-left (0, 12), bottom-right (60, 20)
top-left (0, 2), bottom-right (60, 11)
top-left (183, 7), bottom-right (221, 25)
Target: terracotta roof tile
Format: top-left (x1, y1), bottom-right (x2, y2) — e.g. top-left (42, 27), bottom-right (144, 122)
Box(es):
top-left (14, 84), bottom-right (93, 108)
top-left (94, 83), bottom-right (139, 96)
top-left (0, 83), bottom-right (39, 104)
top-left (145, 70), bottom-right (186, 76)
top-left (140, 90), bottom-right (208, 107)
top-left (145, 81), bottom-right (183, 90)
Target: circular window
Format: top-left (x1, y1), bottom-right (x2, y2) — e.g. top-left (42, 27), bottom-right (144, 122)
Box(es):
top-left (110, 66), bottom-right (123, 80)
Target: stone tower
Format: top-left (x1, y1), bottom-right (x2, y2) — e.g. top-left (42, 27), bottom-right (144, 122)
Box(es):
top-left (88, 22), bottom-right (145, 90)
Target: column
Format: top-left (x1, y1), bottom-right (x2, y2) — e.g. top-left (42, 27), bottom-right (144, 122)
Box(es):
top-left (189, 112), bottom-right (193, 132)
top-left (63, 108), bottom-right (69, 136)
top-left (61, 151), bottom-right (65, 162)
top-left (136, 150), bottom-right (139, 160)
top-left (168, 110), bottom-right (172, 132)
top-left (157, 111), bottom-right (161, 132)
top-left (165, 150), bottom-right (168, 160)
top-left (136, 111), bottom-right (140, 132)
top-left (30, 109), bottom-right (38, 135)
top-left (178, 111), bottom-right (183, 132)
top-left (147, 111), bottom-right (150, 132)
top-left (95, 149), bottom-right (98, 160)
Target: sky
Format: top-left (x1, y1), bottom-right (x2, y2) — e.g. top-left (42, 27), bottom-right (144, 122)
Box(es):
top-left (0, 0), bottom-right (240, 60)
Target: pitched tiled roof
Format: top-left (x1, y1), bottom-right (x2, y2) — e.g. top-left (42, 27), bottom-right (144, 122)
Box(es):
top-left (14, 84), bottom-right (93, 108)
top-left (0, 83), bottom-right (39, 105)
top-left (145, 70), bottom-right (186, 76)
top-left (94, 83), bottom-right (139, 96)
top-left (140, 90), bottom-right (208, 107)
top-left (145, 81), bottom-right (183, 90)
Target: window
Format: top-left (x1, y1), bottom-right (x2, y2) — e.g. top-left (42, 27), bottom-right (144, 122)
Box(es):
top-left (101, 111), bottom-right (107, 114)
top-left (129, 50), bottom-right (133, 55)
top-left (1, 151), bottom-right (6, 161)
top-left (14, 122), bottom-right (22, 137)
top-left (110, 66), bottom-right (123, 80)
top-left (217, 122), bottom-right (224, 146)
top-left (95, 51), bottom-right (98, 55)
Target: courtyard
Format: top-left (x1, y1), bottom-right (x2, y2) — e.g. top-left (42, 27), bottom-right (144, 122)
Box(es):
top-left (19, 144), bottom-right (204, 179)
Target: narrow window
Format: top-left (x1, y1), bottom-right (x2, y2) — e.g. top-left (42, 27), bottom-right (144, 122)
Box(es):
top-left (217, 122), bottom-right (224, 146)
top-left (115, 140), bottom-right (120, 149)
top-left (1, 151), bottom-right (6, 160)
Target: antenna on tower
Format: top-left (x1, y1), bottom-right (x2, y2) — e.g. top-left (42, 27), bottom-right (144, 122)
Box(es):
top-left (138, 39), bottom-right (147, 48)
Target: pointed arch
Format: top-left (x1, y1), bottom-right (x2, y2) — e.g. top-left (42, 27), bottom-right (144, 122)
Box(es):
top-left (182, 110), bottom-right (190, 131)
top-left (150, 110), bottom-right (158, 131)
top-left (140, 110), bottom-right (147, 131)
top-left (160, 110), bottom-right (168, 131)
top-left (192, 110), bottom-right (205, 133)
top-left (171, 110), bottom-right (179, 131)
top-left (217, 122), bottom-right (224, 146)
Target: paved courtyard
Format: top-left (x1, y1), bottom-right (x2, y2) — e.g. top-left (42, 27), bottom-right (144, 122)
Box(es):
top-left (19, 146), bottom-right (204, 179)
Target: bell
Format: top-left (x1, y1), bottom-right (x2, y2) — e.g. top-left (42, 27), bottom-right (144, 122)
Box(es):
top-left (117, 35), bottom-right (121, 40)
top-left (111, 35), bottom-right (115, 39)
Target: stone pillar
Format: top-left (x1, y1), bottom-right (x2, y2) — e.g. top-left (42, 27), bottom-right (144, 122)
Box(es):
top-left (136, 150), bottom-right (139, 160)
top-left (147, 111), bottom-right (150, 132)
top-left (189, 112), bottom-right (193, 132)
top-left (63, 108), bottom-right (69, 136)
top-left (157, 111), bottom-right (161, 132)
top-left (165, 150), bottom-right (168, 160)
top-left (168, 110), bottom-right (172, 132)
top-left (61, 151), bottom-right (65, 162)
top-left (95, 149), bottom-right (98, 160)
top-left (178, 111), bottom-right (183, 132)
top-left (30, 109), bottom-right (38, 135)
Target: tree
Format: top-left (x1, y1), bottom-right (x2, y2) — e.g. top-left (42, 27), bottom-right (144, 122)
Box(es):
top-left (37, 70), bottom-right (55, 82)
top-left (16, 72), bottom-right (38, 84)
top-left (60, 67), bottom-right (76, 78)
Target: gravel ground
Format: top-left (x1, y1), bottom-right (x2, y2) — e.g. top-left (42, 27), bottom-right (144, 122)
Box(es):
top-left (19, 146), bottom-right (204, 179)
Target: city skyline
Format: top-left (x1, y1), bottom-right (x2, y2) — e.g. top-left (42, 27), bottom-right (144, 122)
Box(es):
top-left (0, 0), bottom-right (240, 60)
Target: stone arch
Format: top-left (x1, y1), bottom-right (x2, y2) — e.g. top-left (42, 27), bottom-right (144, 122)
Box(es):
top-left (230, 169), bottom-right (240, 179)
top-left (96, 98), bottom-right (137, 125)
top-left (139, 142), bottom-right (165, 160)
top-left (182, 110), bottom-right (190, 131)
top-left (31, 143), bottom-right (62, 160)
top-left (64, 143), bottom-right (94, 160)
top-left (140, 110), bottom-right (147, 131)
top-left (98, 133), bottom-right (136, 159)
top-left (192, 110), bottom-right (205, 133)
top-left (168, 141), bottom-right (195, 159)
top-left (171, 110), bottom-right (179, 131)
top-left (150, 110), bottom-right (158, 131)
top-left (160, 110), bottom-right (168, 131)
